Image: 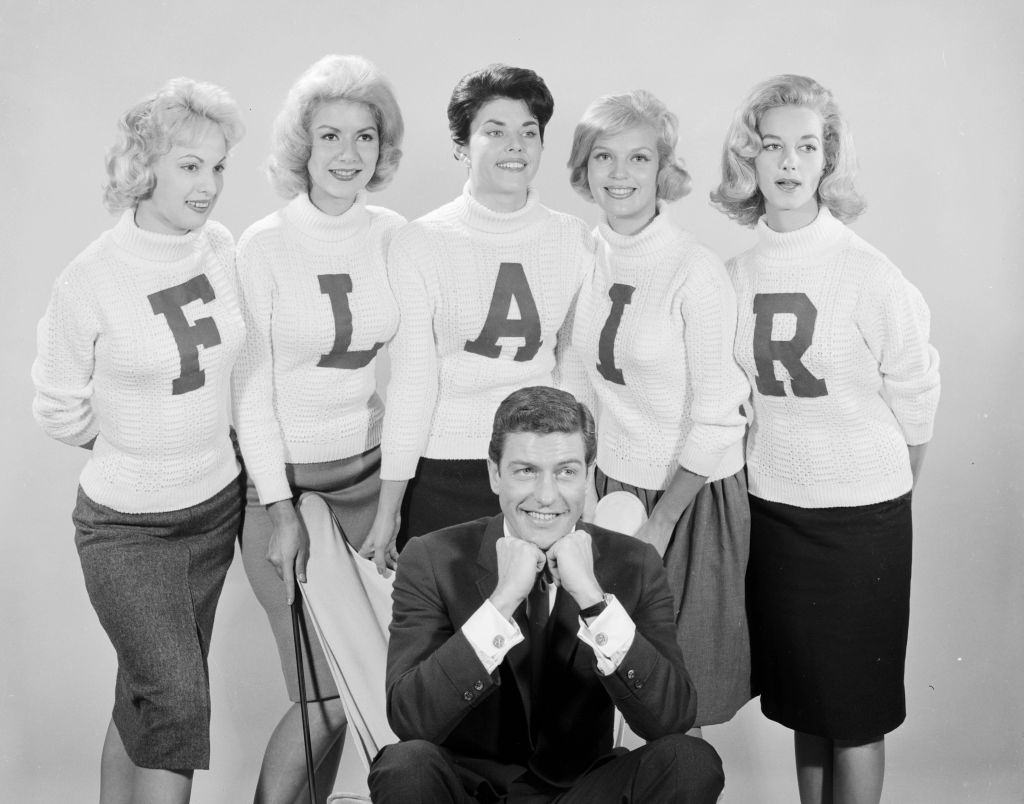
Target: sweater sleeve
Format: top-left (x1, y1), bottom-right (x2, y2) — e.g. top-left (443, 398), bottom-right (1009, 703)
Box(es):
top-left (855, 261), bottom-right (941, 446)
top-left (231, 233), bottom-right (292, 504)
top-left (32, 264), bottom-right (102, 447)
top-left (676, 251), bottom-right (750, 476)
top-left (379, 230), bottom-right (439, 481)
top-left (553, 230), bottom-right (597, 413)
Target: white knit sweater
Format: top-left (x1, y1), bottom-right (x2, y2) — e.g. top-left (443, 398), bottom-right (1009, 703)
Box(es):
top-left (727, 207), bottom-right (941, 508)
top-left (232, 193), bottom-right (404, 504)
top-left (32, 211), bottom-right (244, 513)
top-left (569, 209), bottom-right (749, 490)
top-left (380, 184), bottom-right (593, 481)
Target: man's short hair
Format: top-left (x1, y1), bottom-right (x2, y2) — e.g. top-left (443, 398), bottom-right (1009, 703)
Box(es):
top-left (488, 386), bottom-right (596, 466)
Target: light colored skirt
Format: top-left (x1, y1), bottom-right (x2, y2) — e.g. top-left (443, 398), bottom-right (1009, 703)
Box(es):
top-left (241, 446), bottom-right (381, 702)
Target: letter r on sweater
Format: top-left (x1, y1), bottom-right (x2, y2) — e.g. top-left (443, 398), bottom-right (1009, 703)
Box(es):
top-left (751, 292), bottom-right (828, 398)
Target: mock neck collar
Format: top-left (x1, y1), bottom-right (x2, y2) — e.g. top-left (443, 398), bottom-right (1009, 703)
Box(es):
top-left (285, 191), bottom-right (370, 243)
top-left (596, 201), bottom-right (676, 257)
top-left (114, 209), bottom-right (201, 263)
top-left (755, 206), bottom-right (847, 260)
top-left (457, 181), bottom-right (546, 234)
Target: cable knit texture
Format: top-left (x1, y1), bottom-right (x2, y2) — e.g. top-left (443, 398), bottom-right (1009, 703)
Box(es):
top-left (727, 207), bottom-right (940, 507)
top-left (380, 184), bottom-right (593, 480)
top-left (32, 211), bottom-right (244, 513)
top-left (567, 207), bottom-right (748, 490)
top-left (232, 193), bottom-right (404, 504)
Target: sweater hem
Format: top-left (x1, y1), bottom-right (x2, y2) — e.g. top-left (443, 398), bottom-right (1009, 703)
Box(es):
top-left (79, 459), bottom-right (241, 514)
top-left (747, 472), bottom-right (913, 509)
top-left (598, 441), bottom-right (745, 490)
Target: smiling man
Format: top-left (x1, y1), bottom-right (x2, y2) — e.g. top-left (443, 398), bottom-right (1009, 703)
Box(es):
top-left (368, 386), bottom-right (724, 803)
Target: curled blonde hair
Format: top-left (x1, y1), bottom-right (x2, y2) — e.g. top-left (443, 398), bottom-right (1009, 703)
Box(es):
top-left (267, 55), bottom-right (404, 198)
top-left (711, 74), bottom-right (865, 227)
top-left (103, 77), bottom-right (244, 213)
top-left (567, 89), bottom-right (691, 203)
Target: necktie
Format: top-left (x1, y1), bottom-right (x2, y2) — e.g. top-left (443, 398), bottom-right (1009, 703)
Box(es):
top-left (527, 570), bottom-right (550, 721)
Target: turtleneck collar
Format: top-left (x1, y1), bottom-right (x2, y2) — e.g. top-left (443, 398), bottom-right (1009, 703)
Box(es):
top-left (113, 209), bottom-right (201, 263)
top-left (754, 205), bottom-right (847, 261)
top-left (284, 191), bottom-right (370, 244)
top-left (457, 181), bottom-right (547, 234)
top-left (596, 200), bottom-right (677, 258)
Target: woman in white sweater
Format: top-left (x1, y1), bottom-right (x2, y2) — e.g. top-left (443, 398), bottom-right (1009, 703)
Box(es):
top-left (712, 75), bottom-right (941, 804)
top-left (32, 78), bottom-right (245, 804)
top-left (231, 55), bottom-right (405, 802)
top-left (564, 90), bottom-right (752, 730)
top-left (367, 64), bottom-right (592, 551)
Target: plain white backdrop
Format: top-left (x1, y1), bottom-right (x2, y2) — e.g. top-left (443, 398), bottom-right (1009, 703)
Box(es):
top-left (3, 1), bottom-right (1022, 801)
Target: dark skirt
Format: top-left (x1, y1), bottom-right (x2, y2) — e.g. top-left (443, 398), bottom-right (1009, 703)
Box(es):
top-left (747, 492), bottom-right (913, 741)
top-left (397, 457), bottom-right (499, 550)
top-left (241, 447), bottom-right (381, 702)
top-left (596, 468), bottom-right (753, 726)
top-left (73, 475), bottom-right (243, 770)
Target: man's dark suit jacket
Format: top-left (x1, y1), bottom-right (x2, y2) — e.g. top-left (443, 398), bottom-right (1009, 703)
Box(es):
top-left (385, 514), bottom-right (697, 795)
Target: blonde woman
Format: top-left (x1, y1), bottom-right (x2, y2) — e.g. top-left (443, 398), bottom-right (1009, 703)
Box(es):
top-left (32, 78), bottom-right (245, 803)
top-left (231, 54), bottom-right (405, 803)
top-left (565, 90), bottom-right (752, 731)
top-left (713, 74), bottom-right (940, 803)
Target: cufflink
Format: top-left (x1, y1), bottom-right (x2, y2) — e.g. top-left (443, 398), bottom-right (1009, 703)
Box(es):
top-left (492, 635), bottom-right (505, 649)
top-left (595, 632), bottom-right (608, 647)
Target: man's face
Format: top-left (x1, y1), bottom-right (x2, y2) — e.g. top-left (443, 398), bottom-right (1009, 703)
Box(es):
top-left (488, 430), bottom-right (592, 551)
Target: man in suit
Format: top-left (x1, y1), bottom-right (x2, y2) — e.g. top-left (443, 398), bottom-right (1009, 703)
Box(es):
top-left (368, 386), bottom-right (724, 802)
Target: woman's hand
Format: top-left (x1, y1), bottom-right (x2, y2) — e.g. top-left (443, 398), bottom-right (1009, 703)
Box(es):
top-left (634, 467), bottom-right (707, 558)
top-left (633, 515), bottom-right (677, 559)
top-left (358, 479), bottom-right (407, 577)
top-left (266, 499), bottom-right (309, 605)
top-left (359, 514), bottom-right (399, 577)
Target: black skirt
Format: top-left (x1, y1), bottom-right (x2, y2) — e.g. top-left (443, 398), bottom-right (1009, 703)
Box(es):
top-left (397, 457), bottom-right (499, 550)
top-left (747, 492), bottom-right (912, 741)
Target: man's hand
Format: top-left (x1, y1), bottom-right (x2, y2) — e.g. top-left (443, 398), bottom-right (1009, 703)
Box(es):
top-left (489, 536), bottom-right (546, 620)
top-left (546, 530), bottom-right (603, 610)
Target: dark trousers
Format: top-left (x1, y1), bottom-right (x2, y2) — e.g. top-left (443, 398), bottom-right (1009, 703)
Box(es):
top-left (368, 736), bottom-right (724, 803)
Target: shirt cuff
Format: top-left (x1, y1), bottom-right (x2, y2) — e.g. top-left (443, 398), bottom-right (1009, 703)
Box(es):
top-left (461, 598), bottom-right (524, 674)
top-left (577, 594), bottom-right (636, 676)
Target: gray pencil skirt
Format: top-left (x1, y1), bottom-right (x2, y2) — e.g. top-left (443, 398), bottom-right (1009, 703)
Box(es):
top-left (595, 467), bottom-right (753, 726)
top-left (73, 476), bottom-right (242, 770)
top-left (241, 446), bottom-right (382, 702)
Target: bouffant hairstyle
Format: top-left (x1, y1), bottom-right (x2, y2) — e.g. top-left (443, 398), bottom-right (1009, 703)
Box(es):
top-left (567, 89), bottom-right (691, 203)
top-left (103, 77), bottom-right (244, 212)
top-left (266, 54), bottom-right (404, 198)
top-left (711, 74), bottom-right (865, 227)
top-left (447, 64), bottom-right (555, 147)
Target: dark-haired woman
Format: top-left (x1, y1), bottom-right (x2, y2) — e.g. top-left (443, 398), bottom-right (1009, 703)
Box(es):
top-left (363, 63), bottom-right (593, 554)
